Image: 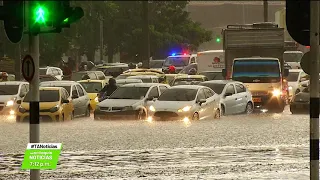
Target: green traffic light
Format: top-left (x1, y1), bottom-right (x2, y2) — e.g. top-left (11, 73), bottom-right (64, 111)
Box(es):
top-left (216, 37), bottom-right (221, 43)
top-left (33, 6), bottom-right (48, 24)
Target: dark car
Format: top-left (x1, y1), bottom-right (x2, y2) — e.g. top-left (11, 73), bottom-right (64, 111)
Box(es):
top-left (290, 85), bottom-right (313, 114)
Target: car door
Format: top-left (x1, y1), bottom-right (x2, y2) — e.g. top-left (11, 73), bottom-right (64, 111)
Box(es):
top-left (145, 86), bottom-right (159, 107)
top-left (159, 85), bottom-right (168, 94)
top-left (196, 88), bottom-right (208, 119)
top-left (223, 84), bottom-right (237, 115)
top-left (76, 84), bottom-right (89, 116)
top-left (70, 85), bottom-right (81, 116)
top-left (235, 83), bottom-right (248, 113)
top-left (203, 88), bottom-right (216, 116)
top-left (61, 88), bottom-right (72, 119)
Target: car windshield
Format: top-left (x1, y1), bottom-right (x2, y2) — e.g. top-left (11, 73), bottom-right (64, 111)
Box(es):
top-left (150, 61), bottom-right (164, 68)
top-left (284, 52), bottom-right (303, 62)
top-left (41, 84), bottom-right (71, 94)
top-left (164, 57), bottom-right (189, 67)
top-left (72, 73), bottom-right (87, 81)
top-left (232, 60), bottom-right (281, 83)
top-left (109, 86), bottom-right (149, 99)
top-left (287, 72), bottom-right (300, 82)
top-left (24, 90), bottom-right (60, 102)
top-left (39, 69), bottom-right (47, 75)
top-left (172, 78), bottom-right (203, 86)
top-left (199, 72), bottom-right (224, 80)
top-left (158, 88), bottom-right (197, 101)
top-left (0, 85), bottom-right (19, 95)
top-left (200, 83), bottom-right (225, 94)
top-left (79, 82), bottom-right (102, 93)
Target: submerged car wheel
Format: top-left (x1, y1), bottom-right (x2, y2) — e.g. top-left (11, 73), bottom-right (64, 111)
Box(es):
top-left (136, 109), bottom-right (146, 120)
top-left (192, 113), bottom-right (199, 121)
top-left (245, 102), bottom-right (253, 114)
top-left (221, 105), bottom-right (225, 116)
top-left (214, 109), bottom-right (221, 119)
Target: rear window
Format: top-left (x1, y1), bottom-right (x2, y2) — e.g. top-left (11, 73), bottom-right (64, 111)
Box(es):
top-left (41, 84), bottom-right (71, 94)
top-left (24, 90), bottom-right (60, 102)
top-left (172, 78), bottom-right (203, 86)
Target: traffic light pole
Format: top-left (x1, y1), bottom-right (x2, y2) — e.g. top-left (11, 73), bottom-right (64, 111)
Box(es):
top-left (26, 1), bottom-right (40, 180)
top-left (309, 1), bottom-right (319, 180)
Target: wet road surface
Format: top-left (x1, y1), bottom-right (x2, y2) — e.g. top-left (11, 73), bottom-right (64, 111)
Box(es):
top-left (0, 107), bottom-right (311, 179)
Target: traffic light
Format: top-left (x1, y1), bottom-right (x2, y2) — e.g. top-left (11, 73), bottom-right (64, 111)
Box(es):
top-left (215, 36), bottom-right (221, 43)
top-left (0, 1), bottom-right (24, 43)
top-left (286, 0), bottom-right (310, 46)
top-left (29, 1), bottom-right (84, 34)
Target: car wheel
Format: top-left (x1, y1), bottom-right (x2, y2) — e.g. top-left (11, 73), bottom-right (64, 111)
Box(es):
top-left (245, 102), bottom-right (253, 114)
top-left (85, 106), bottom-right (90, 117)
top-left (192, 112), bottom-right (199, 121)
top-left (221, 105), bottom-right (225, 116)
top-left (136, 109), bottom-right (146, 120)
top-left (214, 109), bottom-right (221, 119)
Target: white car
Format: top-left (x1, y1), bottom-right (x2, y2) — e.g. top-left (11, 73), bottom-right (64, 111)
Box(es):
top-left (199, 80), bottom-right (254, 115)
top-left (39, 66), bottom-right (63, 80)
top-left (94, 83), bottom-right (170, 120)
top-left (0, 81), bottom-right (29, 116)
top-left (287, 69), bottom-right (309, 99)
top-left (148, 85), bottom-right (221, 122)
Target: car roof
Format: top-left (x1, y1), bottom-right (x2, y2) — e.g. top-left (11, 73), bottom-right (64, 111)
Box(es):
top-left (123, 69), bottom-right (164, 74)
top-left (175, 75), bottom-right (206, 79)
top-left (284, 51), bottom-right (303, 54)
top-left (116, 79), bottom-right (143, 83)
top-left (0, 81), bottom-right (27, 85)
top-left (121, 83), bottom-right (164, 88)
top-left (200, 80), bottom-right (236, 84)
top-left (77, 79), bottom-right (106, 83)
top-left (199, 71), bottom-right (222, 73)
top-left (234, 57), bottom-right (279, 61)
top-left (39, 87), bottom-right (62, 91)
top-left (127, 75), bottom-right (158, 79)
top-left (289, 69), bottom-right (303, 73)
top-left (40, 80), bottom-right (78, 85)
top-left (170, 85), bottom-right (204, 90)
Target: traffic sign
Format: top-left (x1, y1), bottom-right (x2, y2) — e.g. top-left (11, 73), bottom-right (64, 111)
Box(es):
top-left (300, 51), bottom-right (310, 74)
top-left (22, 55), bottom-right (35, 82)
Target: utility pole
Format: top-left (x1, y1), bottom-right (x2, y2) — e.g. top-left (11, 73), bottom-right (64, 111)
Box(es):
top-left (309, 2), bottom-right (319, 179)
top-left (263, 0), bottom-right (268, 22)
top-left (142, 1), bottom-right (150, 68)
top-left (25, 1), bottom-right (40, 179)
top-left (99, 14), bottom-right (104, 64)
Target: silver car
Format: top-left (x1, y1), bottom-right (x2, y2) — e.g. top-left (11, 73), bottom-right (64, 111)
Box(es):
top-left (94, 83), bottom-right (170, 120)
top-left (116, 79), bottom-right (143, 87)
top-left (40, 81), bottom-right (91, 118)
top-left (0, 81), bottom-right (29, 116)
top-left (199, 80), bottom-right (253, 115)
top-left (148, 85), bottom-right (221, 121)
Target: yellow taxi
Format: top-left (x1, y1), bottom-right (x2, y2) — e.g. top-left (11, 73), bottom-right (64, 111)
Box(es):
top-left (116, 71), bottom-right (161, 80)
top-left (78, 79), bottom-right (107, 111)
top-left (164, 74), bottom-right (182, 85)
top-left (170, 74), bottom-right (208, 86)
top-left (16, 87), bottom-right (73, 122)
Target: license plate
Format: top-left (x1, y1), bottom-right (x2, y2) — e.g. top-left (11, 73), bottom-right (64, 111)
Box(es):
top-left (253, 98), bottom-right (261, 102)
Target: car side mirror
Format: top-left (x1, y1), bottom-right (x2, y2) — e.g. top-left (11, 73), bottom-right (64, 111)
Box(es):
top-left (198, 99), bottom-right (206, 105)
top-left (300, 78), bottom-right (307, 82)
top-left (146, 97), bottom-right (154, 101)
top-left (16, 100), bottom-right (21, 104)
top-left (222, 69), bottom-right (226, 78)
top-left (19, 93), bottom-right (25, 97)
top-left (62, 99), bottom-right (69, 104)
top-left (71, 94), bottom-right (79, 99)
top-left (225, 92), bottom-right (232, 97)
top-left (301, 84), bottom-right (308, 87)
top-left (284, 68), bottom-right (289, 77)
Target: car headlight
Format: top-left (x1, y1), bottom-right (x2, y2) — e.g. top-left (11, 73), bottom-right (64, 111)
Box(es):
top-left (149, 105), bottom-right (156, 112)
top-left (18, 106), bottom-right (26, 113)
top-left (6, 100), bottom-right (14, 106)
top-left (178, 106), bottom-right (191, 112)
top-left (94, 97), bottom-right (99, 102)
top-left (272, 89), bottom-right (281, 97)
top-left (288, 86), bottom-right (292, 90)
top-left (50, 105), bottom-right (59, 113)
top-left (123, 106), bottom-right (133, 111)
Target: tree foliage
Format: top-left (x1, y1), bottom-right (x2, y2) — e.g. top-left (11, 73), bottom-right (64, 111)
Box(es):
top-left (1, 1), bottom-right (212, 65)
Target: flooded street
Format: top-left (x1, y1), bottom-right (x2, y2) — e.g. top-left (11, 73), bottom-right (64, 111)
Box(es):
top-left (0, 107), bottom-right (311, 179)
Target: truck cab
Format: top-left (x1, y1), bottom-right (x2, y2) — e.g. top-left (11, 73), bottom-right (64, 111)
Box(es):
top-left (230, 57), bottom-right (289, 112)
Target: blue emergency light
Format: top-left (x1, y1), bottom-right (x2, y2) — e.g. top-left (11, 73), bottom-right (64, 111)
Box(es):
top-left (171, 53), bottom-right (176, 56)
